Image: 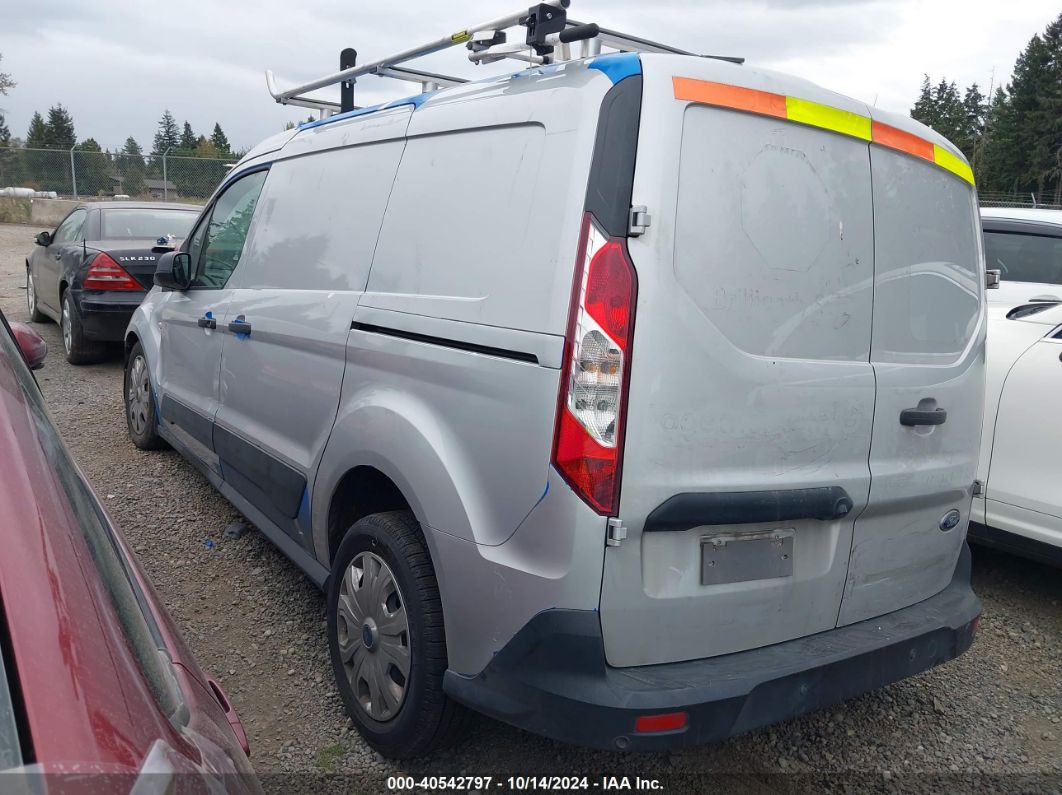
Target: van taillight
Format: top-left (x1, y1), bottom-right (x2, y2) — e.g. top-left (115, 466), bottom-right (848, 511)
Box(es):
top-left (552, 213), bottom-right (637, 515)
top-left (83, 252), bottom-right (141, 291)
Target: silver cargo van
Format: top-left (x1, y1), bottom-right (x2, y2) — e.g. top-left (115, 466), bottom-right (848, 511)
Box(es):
top-left (124, 14), bottom-right (985, 758)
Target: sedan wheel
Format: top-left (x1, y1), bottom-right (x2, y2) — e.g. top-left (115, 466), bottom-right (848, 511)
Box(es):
top-left (26, 270), bottom-right (42, 321)
top-left (60, 292), bottom-right (103, 365)
top-left (61, 299), bottom-right (73, 355)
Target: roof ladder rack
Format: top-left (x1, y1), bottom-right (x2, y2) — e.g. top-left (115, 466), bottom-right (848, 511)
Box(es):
top-left (266, 1), bottom-right (744, 117)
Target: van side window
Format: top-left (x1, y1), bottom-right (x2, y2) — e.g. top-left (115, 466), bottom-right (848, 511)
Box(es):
top-left (190, 170), bottom-right (268, 289)
top-left (230, 142), bottom-right (405, 291)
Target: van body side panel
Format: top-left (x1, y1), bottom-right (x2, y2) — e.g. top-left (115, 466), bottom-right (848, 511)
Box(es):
top-left (328, 68), bottom-right (610, 548)
top-left (601, 57), bottom-right (877, 667)
top-left (426, 468), bottom-right (607, 676)
top-left (838, 139), bottom-right (985, 625)
top-left (362, 66), bottom-right (605, 338)
top-left (214, 113), bottom-right (409, 549)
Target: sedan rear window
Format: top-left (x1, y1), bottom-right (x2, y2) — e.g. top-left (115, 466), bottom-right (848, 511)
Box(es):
top-left (984, 230), bottom-right (1062, 285)
top-left (102, 209), bottom-right (198, 240)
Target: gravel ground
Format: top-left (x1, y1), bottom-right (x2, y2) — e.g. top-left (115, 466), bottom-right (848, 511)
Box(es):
top-left (1, 221), bottom-right (1060, 793)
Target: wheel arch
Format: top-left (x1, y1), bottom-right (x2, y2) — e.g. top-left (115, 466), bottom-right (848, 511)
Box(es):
top-left (311, 399), bottom-right (477, 572)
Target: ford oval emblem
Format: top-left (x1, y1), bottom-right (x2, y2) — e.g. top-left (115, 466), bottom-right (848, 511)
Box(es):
top-left (939, 509), bottom-right (961, 531)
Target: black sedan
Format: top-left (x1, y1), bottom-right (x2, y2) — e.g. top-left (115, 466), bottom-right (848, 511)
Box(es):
top-left (26, 201), bottom-right (200, 363)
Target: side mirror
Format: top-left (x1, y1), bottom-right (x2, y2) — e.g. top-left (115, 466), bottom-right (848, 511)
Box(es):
top-left (34, 231), bottom-right (52, 247)
top-left (154, 251), bottom-right (192, 290)
top-left (9, 322), bottom-right (47, 370)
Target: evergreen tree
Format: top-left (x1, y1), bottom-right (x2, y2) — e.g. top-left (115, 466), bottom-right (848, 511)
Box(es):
top-left (961, 83), bottom-right (987, 166)
top-left (22, 112), bottom-right (49, 188)
top-left (119, 136), bottom-right (147, 195)
top-left (0, 113), bottom-right (16, 188)
top-left (43, 104), bottom-right (76, 149)
top-left (179, 121), bottom-right (197, 153)
top-left (976, 12), bottom-right (1062, 199)
top-left (979, 87), bottom-right (1018, 192)
top-left (25, 112), bottom-right (47, 149)
top-left (74, 137), bottom-right (112, 196)
top-left (152, 109), bottom-right (180, 157)
top-left (209, 122), bottom-right (231, 157)
top-left (0, 53), bottom-right (13, 96)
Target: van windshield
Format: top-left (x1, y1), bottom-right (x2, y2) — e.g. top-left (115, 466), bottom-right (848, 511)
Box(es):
top-left (984, 230), bottom-right (1062, 285)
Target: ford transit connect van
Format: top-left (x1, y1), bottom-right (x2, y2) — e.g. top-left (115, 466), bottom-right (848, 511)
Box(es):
top-left (124, 48), bottom-right (985, 757)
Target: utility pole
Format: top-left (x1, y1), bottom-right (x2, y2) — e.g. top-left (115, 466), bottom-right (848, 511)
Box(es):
top-left (162, 146), bottom-right (172, 201)
top-left (69, 145), bottom-right (78, 199)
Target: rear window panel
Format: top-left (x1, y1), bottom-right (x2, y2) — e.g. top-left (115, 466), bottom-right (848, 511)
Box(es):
top-left (673, 105), bottom-right (875, 361)
top-left (870, 147), bottom-right (981, 362)
top-left (984, 230), bottom-right (1062, 286)
top-left (102, 208), bottom-right (198, 240)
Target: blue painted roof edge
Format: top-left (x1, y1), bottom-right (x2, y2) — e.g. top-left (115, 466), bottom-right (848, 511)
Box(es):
top-left (298, 90), bottom-right (435, 131)
top-left (587, 52), bottom-right (642, 85)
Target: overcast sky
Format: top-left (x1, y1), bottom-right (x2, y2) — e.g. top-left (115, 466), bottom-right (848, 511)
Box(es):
top-left (1, 0), bottom-right (1058, 153)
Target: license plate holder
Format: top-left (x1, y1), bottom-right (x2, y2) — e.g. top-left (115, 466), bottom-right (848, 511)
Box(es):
top-left (701, 530), bottom-right (794, 585)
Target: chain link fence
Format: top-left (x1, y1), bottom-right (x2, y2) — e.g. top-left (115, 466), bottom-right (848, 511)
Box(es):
top-left (0, 147), bottom-right (238, 204)
top-left (979, 191), bottom-right (1062, 210)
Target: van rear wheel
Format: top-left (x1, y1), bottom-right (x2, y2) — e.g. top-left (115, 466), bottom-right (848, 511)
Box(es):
top-left (327, 511), bottom-right (467, 758)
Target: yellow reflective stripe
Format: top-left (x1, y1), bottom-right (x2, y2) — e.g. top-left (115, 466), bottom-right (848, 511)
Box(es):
top-left (932, 144), bottom-right (975, 185)
top-left (674, 76), bottom-right (975, 186)
top-left (784, 96), bottom-right (872, 141)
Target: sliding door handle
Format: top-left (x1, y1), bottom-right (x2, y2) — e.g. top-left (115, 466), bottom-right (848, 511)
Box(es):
top-left (228, 316), bottom-right (252, 335)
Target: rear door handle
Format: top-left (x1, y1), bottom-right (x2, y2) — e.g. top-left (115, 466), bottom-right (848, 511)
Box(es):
top-left (228, 315), bottom-right (252, 335)
top-left (900, 407), bottom-right (947, 426)
top-left (197, 316), bottom-right (216, 329)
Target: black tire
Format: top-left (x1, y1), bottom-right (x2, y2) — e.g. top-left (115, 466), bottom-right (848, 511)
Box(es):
top-left (327, 510), bottom-right (468, 758)
top-left (123, 341), bottom-right (166, 450)
top-left (61, 291), bottom-right (104, 365)
top-left (25, 267), bottom-right (46, 322)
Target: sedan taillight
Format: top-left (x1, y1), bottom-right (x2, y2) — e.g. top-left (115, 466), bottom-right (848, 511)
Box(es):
top-left (83, 252), bottom-right (142, 291)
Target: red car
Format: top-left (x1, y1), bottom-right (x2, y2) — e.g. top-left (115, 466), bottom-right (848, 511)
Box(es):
top-left (0, 311), bottom-right (259, 792)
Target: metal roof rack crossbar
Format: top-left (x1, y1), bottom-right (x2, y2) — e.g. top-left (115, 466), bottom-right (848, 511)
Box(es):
top-left (266, 1), bottom-right (743, 117)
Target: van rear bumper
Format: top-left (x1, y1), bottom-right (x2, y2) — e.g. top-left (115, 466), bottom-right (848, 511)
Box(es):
top-left (443, 544), bottom-right (981, 751)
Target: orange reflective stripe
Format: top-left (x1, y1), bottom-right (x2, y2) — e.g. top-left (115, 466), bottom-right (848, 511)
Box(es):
top-left (673, 76), bottom-right (976, 186)
top-left (871, 121), bottom-right (935, 162)
top-left (672, 77), bottom-right (786, 119)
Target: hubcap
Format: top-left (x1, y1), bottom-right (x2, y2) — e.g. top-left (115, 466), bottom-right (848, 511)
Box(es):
top-left (26, 273), bottom-right (35, 314)
top-left (336, 552), bottom-right (410, 722)
top-left (61, 300), bottom-right (72, 353)
top-left (127, 355), bottom-right (152, 435)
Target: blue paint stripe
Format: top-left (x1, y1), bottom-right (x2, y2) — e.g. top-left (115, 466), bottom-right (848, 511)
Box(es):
top-left (297, 486), bottom-right (311, 528)
top-left (299, 90), bottom-right (435, 131)
top-left (587, 52), bottom-right (641, 85)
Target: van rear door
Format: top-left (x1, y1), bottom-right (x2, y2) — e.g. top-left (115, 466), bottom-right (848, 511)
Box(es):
top-left (838, 112), bottom-right (984, 625)
top-left (599, 59), bottom-right (878, 668)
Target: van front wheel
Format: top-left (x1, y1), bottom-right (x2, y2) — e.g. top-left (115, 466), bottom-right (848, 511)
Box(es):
top-left (327, 511), bottom-right (467, 758)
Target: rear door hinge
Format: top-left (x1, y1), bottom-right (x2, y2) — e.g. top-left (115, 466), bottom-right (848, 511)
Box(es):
top-left (606, 517), bottom-right (627, 547)
top-left (972, 479), bottom-right (984, 496)
top-left (628, 205), bottom-right (651, 237)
